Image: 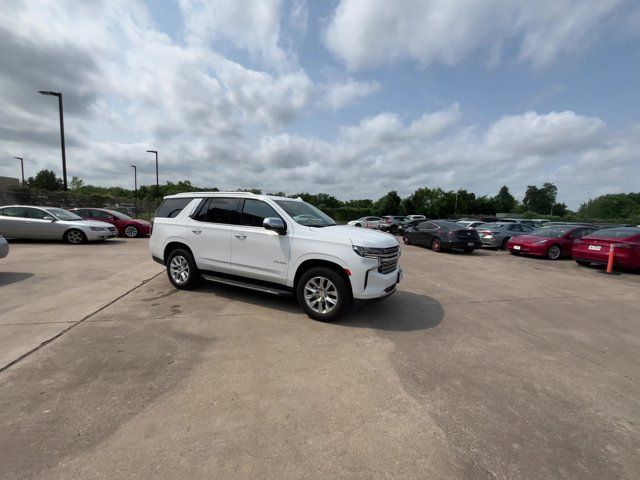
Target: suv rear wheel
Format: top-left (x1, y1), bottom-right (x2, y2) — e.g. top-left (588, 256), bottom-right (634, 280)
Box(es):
top-left (297, 267), bottom-right (349, 321)
top-left (166, 248), bottom-right (199, 289)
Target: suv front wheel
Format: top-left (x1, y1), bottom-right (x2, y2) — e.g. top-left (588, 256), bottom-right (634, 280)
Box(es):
top-left (166, 248), bottom-right (199, 289)
top-left (297, 267), bottom-right (349, 321)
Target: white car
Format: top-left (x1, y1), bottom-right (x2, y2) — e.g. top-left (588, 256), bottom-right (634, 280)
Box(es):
top-left (0, 206), bottom-right (117, 244)
top-left (347, 216), bottom-right (381, 228)
top-left (0, 234), bottom-right (8, 259)
top-left (405, 215), bottom-right (426, 222)
top-left (149, 192), bottom-right (402, 321)
top-left (457, 220), bottom-right (484, 229)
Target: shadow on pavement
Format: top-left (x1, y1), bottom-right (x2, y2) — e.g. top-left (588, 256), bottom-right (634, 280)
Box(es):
top-left (6, 239), bottom-right (128, 246)
top-left (0, 272), bottom-right (34, 286)
top-left (189, 282), bottom-right (443, 332)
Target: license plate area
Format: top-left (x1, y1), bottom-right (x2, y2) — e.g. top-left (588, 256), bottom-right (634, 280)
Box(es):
top-left (513, 245), bottom-right (521, 250)
top-left (588, 245), bottom-right (602, 251)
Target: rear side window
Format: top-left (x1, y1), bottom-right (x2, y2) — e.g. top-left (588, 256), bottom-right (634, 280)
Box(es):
top-left (74, 209), bottom-right (91, 218)
top-left (0, 207), bottom-right (27, 217)
top-left (155, 198), bottom-right (194, 218)
top-left (239, 199), bottom-right (281, 227)
top-left (192, 197), bottom-right (241, 224)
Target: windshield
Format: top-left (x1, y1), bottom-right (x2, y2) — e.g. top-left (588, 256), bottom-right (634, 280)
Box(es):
top-left (274, 200), bottom-right (336, 227)
top-left (530, 226), bottom-right (571, 237)
top-left (45, 208), bottom-right (83, 221)
top-left (106, 209), bottom-right (132, 220)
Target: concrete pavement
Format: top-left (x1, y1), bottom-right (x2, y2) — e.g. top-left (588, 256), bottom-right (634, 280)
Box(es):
top-left (0, 243), bottom-right (639, 479)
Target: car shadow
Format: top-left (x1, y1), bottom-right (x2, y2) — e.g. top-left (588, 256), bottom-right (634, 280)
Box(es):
top-left (6, 239), bottom-right (128, 246)
top-left (0, 272), bottom-right (34, 287)
top-left (188, 282), bottom-right (442, 332)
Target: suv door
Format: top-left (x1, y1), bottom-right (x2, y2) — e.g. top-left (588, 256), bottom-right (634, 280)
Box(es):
top-left (230, 199), bottom-right (292, 284)
top-left (187, 197), bottom-right (240, 273)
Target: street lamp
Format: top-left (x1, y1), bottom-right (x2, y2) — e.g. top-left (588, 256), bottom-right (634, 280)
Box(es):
top-left (131, 165), bottom-right (138, 217)
top-left (146, 149), bottom-right (158, 199)
top-left (454, 192), bottom-right (459, 216)
top-left (13, 157), bottom-right (25, 185)
top-left (38, 90), bottom-right (67, 191)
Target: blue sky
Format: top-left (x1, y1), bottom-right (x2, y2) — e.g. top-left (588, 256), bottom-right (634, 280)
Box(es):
top-left (1, 0), bottom-right (639, 209)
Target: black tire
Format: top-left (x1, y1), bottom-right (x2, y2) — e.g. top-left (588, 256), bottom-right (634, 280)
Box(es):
top-left (166, 248), bottom-right (200, 290)
top-left (64, 229), bottom-right (87, 245)
top-left (354, 223), bottom-right (362, 227)
top-left (547, 244), bottom-right (562, 260)
top-left (403, 235), bottom-right (411, 245)
top-left (124, 225), bottom-right (139, 238)
top-left (501, 237), bottom-right (510, 250)
top-left (296, 267), bottom-right (349, 322)
top-left (431, 237), bottom-right (442, 252)
top-left (463, 247), bottom-right (474, 253)
top-left (390, 225), bottom-right (398, 234)
top-left (575, 260), bottom-right (590, 266)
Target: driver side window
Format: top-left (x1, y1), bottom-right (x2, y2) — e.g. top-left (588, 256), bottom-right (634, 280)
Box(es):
top-left (239, 199), bottom-right (281, 227)
top-left (25, 208), bottom-right (49, 219)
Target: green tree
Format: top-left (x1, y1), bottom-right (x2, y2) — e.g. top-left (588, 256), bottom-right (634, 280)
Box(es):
top-left (69, 176), bottom-right (84, 190)
top-left (27, 169), bottom-right (63, 191)
top-left (374, 191), bottom-right (404, 216)
top-left (494, 185), bottom-right (517, 213)
top-left (523, 183), bottom-right (558, 214)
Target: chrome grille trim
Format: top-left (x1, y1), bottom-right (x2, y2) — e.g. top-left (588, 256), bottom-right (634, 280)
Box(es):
top-left (361, 245), bottom-right (400, 274)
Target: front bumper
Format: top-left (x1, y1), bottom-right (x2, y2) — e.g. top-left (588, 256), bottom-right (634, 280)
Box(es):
top-left (353, 265), bottom-right (402, 300)
top-left (508, 243), bottom-right (547, 256)
top-left (85, 229), bottom-right (118, 241)
top-left (480, 236), bottom-right (500, 247)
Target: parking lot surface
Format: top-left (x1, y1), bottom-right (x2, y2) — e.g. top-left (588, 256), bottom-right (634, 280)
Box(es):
top-left (1, 242), bottom-right (639, 479)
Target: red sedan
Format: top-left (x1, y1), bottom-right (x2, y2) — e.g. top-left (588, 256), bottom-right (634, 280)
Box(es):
top-left (572, 227), bottom-right (640, 270)
top-left (70, 208), bottom-right (151, 238)
top-left (507, 225), bottom-right (598, 260)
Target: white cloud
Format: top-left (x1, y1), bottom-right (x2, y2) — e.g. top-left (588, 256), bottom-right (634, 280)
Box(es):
top-left (322, 78), bottom-right (380, 110)
top-left (324, 0), bottom-right (632, 70)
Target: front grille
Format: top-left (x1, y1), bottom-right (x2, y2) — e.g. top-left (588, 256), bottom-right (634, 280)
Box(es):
top-left (108, 227), bottom-right (117, 232)
top-left (370, 245), bottom-right (400, 274)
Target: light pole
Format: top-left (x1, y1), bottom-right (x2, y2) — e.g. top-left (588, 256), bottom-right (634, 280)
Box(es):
top-left (38, 90), bottom-right (67, 191)
top-left (131, 165), bottom-right (138, 217)
top-left (146, 150), bottom-right (158, 199)
top-left (454, 192), bottom-right (459, 216)
top-left (13, 157), bottom-right (25, 185)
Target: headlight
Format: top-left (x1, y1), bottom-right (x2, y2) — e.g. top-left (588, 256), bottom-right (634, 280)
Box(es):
top-left (90, 227), bottom-right (105, 231)
top-left (352, 245), bottom-right (393, 257)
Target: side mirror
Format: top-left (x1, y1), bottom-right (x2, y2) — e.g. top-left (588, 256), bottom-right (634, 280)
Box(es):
top-left (43, 216), bottom-right (56, 222)
top-left (263, 217), bottom-right (286, 235)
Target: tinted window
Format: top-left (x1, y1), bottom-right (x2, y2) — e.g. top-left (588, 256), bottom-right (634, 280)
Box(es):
top-left (240, 199), bottom-right (281, 227)
top-left (418, 222), bottom-right (437, 230)
top-left (193, 197), bottom-right (241, 224)
top-left (74, 209), bottom-right (91, 218)
top-left (155, 198), bottom-right (194, 218)
top-left (90, 210), bottom-right (111, 219)
top-left (587, 227), bottom-right (640, 239)
top-left (0, 207), bottom-right (27, 217)
top-left (432, 221), bottom-right (462, 230)
top-left (25, 208), bottom-right (49, 219)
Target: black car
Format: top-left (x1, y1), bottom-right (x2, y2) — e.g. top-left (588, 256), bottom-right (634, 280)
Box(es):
top-left (403, 220), bottom-right (483, 253)
top-left (398, 219), bottom-right (425, 235)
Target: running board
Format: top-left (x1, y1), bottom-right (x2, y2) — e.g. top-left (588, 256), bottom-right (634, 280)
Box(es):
top-left (201, 274), bottom-right (293, 297)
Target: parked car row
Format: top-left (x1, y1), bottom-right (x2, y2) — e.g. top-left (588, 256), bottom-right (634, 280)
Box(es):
top-left (0, 205), bottom-right (150, 244)
top-left (397, 216), bottom-right (640, 270)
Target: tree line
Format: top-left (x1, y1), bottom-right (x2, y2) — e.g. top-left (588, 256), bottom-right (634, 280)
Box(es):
top-left (12, 169), bottom-right (639, 223)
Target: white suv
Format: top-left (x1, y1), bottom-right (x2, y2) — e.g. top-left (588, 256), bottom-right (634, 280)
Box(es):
top-left (149, 192), bottom-right (402, 321)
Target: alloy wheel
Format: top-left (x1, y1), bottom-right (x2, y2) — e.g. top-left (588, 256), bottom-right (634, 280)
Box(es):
top-left (124, 225), bottom-right (138, 238)
top-left (169, 255), bottom-right (190, 285)
top-left (67, 230), bottom-right (84, 244)
top-left (303, 276), bottom-right (339, 314)
top-left (548, 245), bottom-right (562, 260)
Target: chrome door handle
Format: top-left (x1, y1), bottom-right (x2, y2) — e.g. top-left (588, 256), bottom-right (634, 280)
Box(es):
top-left (234, 233), bottom-right (247, 239)
top-left (192, 230), bottom-right (202, 234)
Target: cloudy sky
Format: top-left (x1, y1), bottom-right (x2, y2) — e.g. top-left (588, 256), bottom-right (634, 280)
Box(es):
top-left (1, 0), bottom-right (639, 208)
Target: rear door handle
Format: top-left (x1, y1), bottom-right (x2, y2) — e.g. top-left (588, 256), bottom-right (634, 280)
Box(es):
top-left (234, 233), bottom-right (247, 239)
top-left (191, 230), bottom-right (202, 234)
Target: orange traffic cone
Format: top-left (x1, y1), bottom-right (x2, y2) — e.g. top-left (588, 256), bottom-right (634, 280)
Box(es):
top-left (599, 243), bottom-right (621, 275)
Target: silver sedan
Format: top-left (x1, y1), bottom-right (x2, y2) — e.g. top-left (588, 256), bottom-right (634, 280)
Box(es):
top-left (475, 222), bottom-right (534, 249)
top-left (0, 205), bottom-right (117, 244)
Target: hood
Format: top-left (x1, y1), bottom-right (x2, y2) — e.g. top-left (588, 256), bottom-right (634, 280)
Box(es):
top-left (512, 235), bottom-right (552, 244)
top-left (58, 219), bottom-right (114, 228)
top-left (308, 225), bottom-right (399, 248)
